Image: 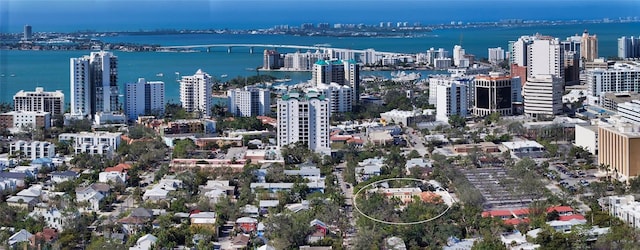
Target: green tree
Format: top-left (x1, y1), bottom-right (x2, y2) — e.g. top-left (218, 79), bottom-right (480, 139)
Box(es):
top-left (172, 139), bottom-right (196, 158)
top-left (448, 115), bottom-right (466, 128)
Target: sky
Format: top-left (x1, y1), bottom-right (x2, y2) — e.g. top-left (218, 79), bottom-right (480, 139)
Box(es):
top-left (1, 0), bottom-right (639, 32)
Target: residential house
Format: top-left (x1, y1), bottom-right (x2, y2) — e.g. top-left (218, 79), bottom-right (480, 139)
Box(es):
top-left (307, 219), bottom-right (328, 244)
top-left (242, 205), bottom-right (259, 218)
top-left (129, 234), bottom-right (157, 250)
top-left (6, 195), bottom-right (38, 210)
top-left (8, 229), bottom-right (33, 247)
top-left (0, 172), bottom-right (27, 187)
top-left (285, 200), bottom-right (310, 213)
top-left (10, 165), bottom-right (40, 179)
top-left (236, 217), bottom-right (258, 233)
top-left (0, 178), bottom-right (17, 192)
top-left (98, 171), bottom-right (127, 185)
top-left (142, 187), bottom-right (169, 201)
top-left (199, 180), bottom-right (235, 204)
top-left (99, 163), bottom-right (131, 184)
top-left (120, 208), bottom-right (154, 235)
top-left (250, 181), bottom-right (325, 194)
top-left (75, 183), bottom-right (110, 212)
top-left (29, 228), bottom-right (58, 247)
top-left (356, 157), bottom-right (384, 183)
top-left (373, 187), bottom-right (422, 204)
top-left (50, 171), bottom-right (78, 184)
top-left (231, 234), bottom-right (250, 249)
top-left (29, 206), bottom-right (79, 231)
top-left (190, 211), bottom-right (217, 231)
top-left (405, 158), bottom-right (432, 175)
top-left (259, 200), bottom-right (279, 215)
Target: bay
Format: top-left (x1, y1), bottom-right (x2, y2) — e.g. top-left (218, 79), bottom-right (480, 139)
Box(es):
top-left (0, 22), bottom-right (638, 104)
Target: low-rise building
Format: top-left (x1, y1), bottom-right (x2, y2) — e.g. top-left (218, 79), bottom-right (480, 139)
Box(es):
top-left (59, 131), bottom-right (122, 156)
top-left (0, 111), bottom-right (50, 134)
top-left (50, 171), bottom-right (78, 184)
top-left (601, 195), bottom-right (640, 228)
top-left (10, 140), bottom-right (56, 160)
top-left (75, 183), bottom-right (110, 212)
top-left (380, 109), bottom-right (434, 127)
top-left (598, 118), bottom-right (640, 180)
top-left (29, 206), bottom-right (79, 231)
top-left (574, 124), bottom-right (598, 155)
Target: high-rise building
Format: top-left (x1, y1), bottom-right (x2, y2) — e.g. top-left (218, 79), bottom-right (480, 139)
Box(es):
top-left (434, 80), bottom-right (468, 122)
top-left (618, 36), bottom-right (640, 59)
top-left (453, 45), bottom-right (468, 67)
top-left (509, 35), bottom-right (537, 83)
top-left (13, 87), bottom-right (64, 117)
top-left (263, 50), bottom-right (283, 70)
top-left (523, 74), bottom-right (563, 117)
top-left (428, 75), bottom-right (474, 110)
top-left (527, 38), bottom-right (564, 83)
top-left (227, 87), bottom-right (270, 117)
top-left (488, 47), bottom-right (505, 64)
top-left (180, 69), bottom-right (213, 117)
top-left (277, 91), bottom-right (330, 154)
top-left (315, 82), bottom-right (352, 114)
top-left (125, 78), bottom-right (165, 121)
top-left (473, 74), bottom-right (512, 117)
top-left (23, 25), bottom-right (32, 41)
top-left (312, 59), bottom-right (360, 104)
top-left (580, 30), bottom-right (598, 62)
top-left (70, 51), bottom-right (119, 118)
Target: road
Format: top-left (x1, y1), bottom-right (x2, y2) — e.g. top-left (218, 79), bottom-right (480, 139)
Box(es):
top-left (334, 162), bottom-right (356, 247)
top-left (404, 127), bottom-right (428, 156)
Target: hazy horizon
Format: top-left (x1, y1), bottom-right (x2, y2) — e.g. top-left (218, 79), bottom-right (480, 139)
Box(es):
top-left (1, 0), bottom-right (639, 33)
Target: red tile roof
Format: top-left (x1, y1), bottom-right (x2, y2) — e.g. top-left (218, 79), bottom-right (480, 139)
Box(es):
top-left (105, 163), bottom-right (132, 173)
top-left (504, 218), bottom-right (530, 225)
top-left (559, 214), bottom-right (585, 221)
top-left (482, 210), bottom-right (514, 217)
top-left (547, 206), bottom-right (574, 214)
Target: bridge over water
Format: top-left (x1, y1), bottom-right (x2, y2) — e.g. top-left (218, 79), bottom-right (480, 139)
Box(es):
top-left (159, 43), bottom-right (411, 57)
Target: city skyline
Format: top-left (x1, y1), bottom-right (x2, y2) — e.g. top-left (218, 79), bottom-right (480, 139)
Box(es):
top-left (1, 0), bottom-right (639, 32)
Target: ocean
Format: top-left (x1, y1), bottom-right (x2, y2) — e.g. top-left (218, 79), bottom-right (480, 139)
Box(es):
top-left (0, 22), bottom-right (638, 104)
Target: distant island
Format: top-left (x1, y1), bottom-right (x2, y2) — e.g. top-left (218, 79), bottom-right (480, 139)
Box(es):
top-left (1, 17), bottom-right (638, 52)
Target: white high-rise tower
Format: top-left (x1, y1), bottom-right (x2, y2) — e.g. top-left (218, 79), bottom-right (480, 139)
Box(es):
top-left (70, 51), bottom-right (119, 117)
top-left (180, 69), bottom-right (213, 117)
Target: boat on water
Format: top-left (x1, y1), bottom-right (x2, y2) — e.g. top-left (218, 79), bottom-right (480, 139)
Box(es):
top-left (275, 78), bottom-right (292, 83)
top-left (0, 74), bottom-right (4, 77)
top-left (220, 74), bottom-right (228, 78)
top-left (10, 74), bottom-right (15, 77)
top-left (156, 73), bottom-right (164, 77)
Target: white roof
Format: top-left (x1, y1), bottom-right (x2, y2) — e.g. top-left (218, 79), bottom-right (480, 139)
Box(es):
top-left (259, 200), bottom-right (280, 207)
top-left (502, 140), bottom-right (544, 150)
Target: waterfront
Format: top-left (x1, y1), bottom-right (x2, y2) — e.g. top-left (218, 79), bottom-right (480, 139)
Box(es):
top-left (0, 22), bottom-right (638, 104)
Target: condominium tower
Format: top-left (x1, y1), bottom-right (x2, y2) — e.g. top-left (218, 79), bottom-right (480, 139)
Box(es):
top-left (227, 87), bottom-right (270, 117)
top-left (277, 91), bottom-right (330, 154)
top-left (125, 78), bottom-right (165, 121)
top-left (312, 59), bottom-right (360, 104)
top-left (580, 30), bottom-right (598, 62)
top-left (70, 51), bottom-right (119, 117)
top-left (180, 69), bottom-right (213, 117)
top-left (13, 87), bottom-right (64, 117)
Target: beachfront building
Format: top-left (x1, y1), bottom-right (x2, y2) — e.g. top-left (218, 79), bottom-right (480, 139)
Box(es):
top-left (488, 47), bottom-right (505, 64)
top-left (70, 51), bottom-right (119, 118)
top-left (125, 78), bottom-right (165, 121)
top-left (180, 69), bottom-right (213, 117)
top-left (523, 75), bottom-right (563, 118)
top-left (473, 74), bottom-right (513, 117)
top-left (312, 59), bottom-right (360, 103)
top-left (13, 87), bottom-right (64, 117)
top-left (453, 45), bottom-right (469, 67)
top-left (227, 87), bottom-right (270, 117)
top-left (282, 51), bottom-right (326, 71)
top-left (277, 91), bottom-right (330, 155)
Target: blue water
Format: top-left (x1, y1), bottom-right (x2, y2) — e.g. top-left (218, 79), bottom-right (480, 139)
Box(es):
top-left (0, 22), bottom-right (638, 104)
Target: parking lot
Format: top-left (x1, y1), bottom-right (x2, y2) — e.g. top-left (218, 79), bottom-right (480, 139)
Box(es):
top-left (545, 162), bottom-right (606, 194)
